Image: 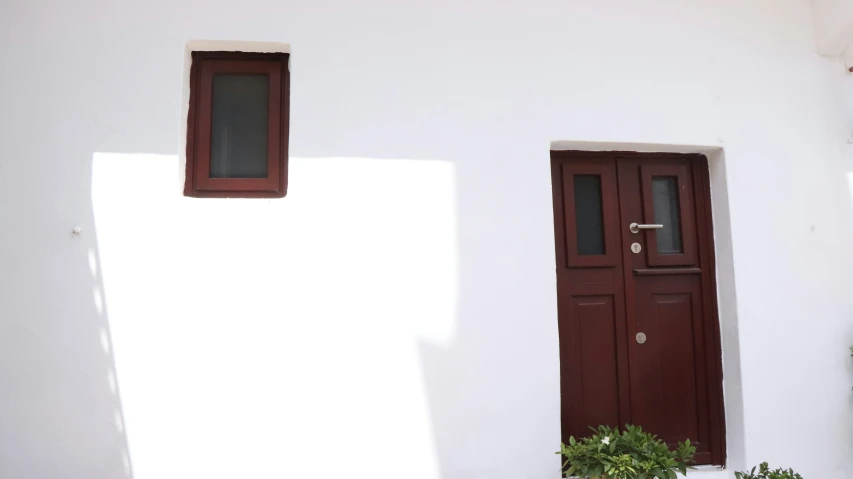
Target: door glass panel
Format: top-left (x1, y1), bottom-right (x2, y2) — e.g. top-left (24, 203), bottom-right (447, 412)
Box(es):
top-left (573, 175), bottom-right (605, 255)
top-left (210, 73), bottom-right (270, 178)
top-left (651, 176), bottom-right (682, 253)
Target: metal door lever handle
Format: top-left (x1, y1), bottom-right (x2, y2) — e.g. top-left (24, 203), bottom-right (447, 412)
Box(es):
top-left (629, 223), bottom-right (663, 234)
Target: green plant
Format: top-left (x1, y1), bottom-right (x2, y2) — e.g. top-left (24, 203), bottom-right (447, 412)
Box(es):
top-left (735, 462), bottom-right (803, 479)
top-left (558, 424), bottom-right (695, 479)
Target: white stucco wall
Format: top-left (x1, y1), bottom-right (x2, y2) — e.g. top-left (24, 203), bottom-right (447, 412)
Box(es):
top-left (2, 0), bottom-right (853, 478)
top-left (811, 0), bottom-right (853, 54)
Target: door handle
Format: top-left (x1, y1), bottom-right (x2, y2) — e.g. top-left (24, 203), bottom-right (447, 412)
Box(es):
top-left (629, 223), bottom-right (663, 234)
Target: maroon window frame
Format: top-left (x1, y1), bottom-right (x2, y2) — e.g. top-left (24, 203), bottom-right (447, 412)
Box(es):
top-left (558, 158), bottom-right (620, 268)
top-left (639, 163), bottom-right (697, 267)
top-left (185, 51), bottom-right (290, 198)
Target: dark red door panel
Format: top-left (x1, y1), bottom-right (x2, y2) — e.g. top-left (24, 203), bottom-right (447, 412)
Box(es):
top-left (630, 276), bottom-right (710, 464)
top-left (551, 155), bottom-right (631, 443)
top-left (572, 294), bottom-right (620, 431)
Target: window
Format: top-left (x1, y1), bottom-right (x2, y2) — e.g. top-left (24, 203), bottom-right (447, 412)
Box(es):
top-left (185, 51), bottom-right (290, 198)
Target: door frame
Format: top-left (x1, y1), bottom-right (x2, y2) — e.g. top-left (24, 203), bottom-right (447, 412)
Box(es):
top-left (550, 149), bottom-right (727, 466)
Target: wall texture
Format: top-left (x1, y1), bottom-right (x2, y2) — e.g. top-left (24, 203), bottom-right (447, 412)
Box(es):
top-left (1, 0), bottom-right (853, 478)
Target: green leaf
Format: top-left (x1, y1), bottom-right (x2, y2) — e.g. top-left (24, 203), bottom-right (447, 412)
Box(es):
top-left (552, 424), bottom-right (697, 479)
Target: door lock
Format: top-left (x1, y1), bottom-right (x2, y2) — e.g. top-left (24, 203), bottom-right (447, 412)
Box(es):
top-left (629, 223), bottom-right (664, 234)
top-left (636, 332), bottom-right (647, 344)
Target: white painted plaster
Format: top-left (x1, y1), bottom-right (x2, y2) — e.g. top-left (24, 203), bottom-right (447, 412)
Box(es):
top-left (2, 1), bottom-right (853, 478)
top-left (812, 0), bottom-right (853, 55)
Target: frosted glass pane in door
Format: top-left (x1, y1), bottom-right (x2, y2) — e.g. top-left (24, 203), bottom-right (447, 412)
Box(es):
top-left (574, 175), bottom-right (605, 255)
top-left (652, 176), bottom-right (682, 254)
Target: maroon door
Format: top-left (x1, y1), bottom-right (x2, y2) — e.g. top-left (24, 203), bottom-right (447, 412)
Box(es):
top-left (550, 151), bottom-right (725, 466)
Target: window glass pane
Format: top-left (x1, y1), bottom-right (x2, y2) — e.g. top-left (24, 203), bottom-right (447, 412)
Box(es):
top-left (652, 176), bottom-right (683, 254)
top-left (573, 175), bottom-right (605, 255)
top-left (210, 74), bottom-right (269, 178)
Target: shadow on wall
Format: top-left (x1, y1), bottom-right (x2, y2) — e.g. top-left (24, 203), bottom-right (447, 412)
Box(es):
top-left (0, 152), bottom-right (134, 478)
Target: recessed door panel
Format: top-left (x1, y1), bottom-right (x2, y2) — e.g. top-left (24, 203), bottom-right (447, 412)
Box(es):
top-left (573, 295), bottom-right (621, 431)
top-left (630, 277), bottom-right (710, 464)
